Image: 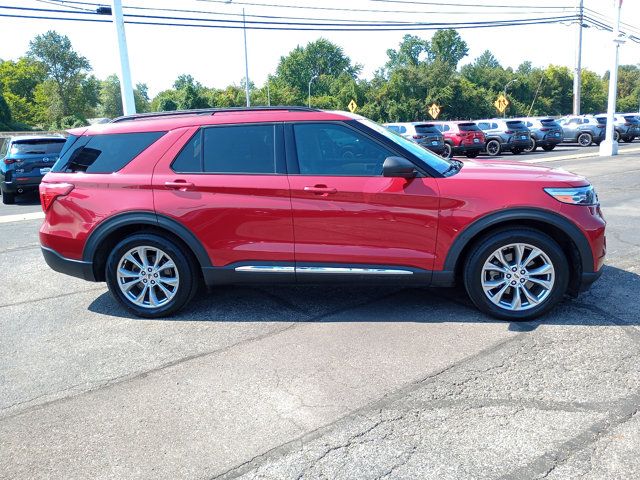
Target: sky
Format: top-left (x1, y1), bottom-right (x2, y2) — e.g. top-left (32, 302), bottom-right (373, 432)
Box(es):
top-left (1, 0), bottom-right (639, 97)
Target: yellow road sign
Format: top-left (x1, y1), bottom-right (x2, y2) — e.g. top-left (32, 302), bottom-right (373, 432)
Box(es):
top-left (428, 103), bottom-right (441, 119)
top-left (494, 94), bottom-right (510, 113)
top-left (348, 99), bottom-right (358, 113)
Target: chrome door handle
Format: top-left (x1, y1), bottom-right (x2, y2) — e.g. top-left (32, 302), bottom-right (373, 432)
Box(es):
top-left (164, 181), bottom-right (195, 191)
top-left (303, 186), bottom-right (337, 195)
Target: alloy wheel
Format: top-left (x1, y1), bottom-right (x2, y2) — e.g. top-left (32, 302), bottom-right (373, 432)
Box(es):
top-left (480, 243), bottom-right (555, 312)
top-left (116, 246), bottom-right (180, 309)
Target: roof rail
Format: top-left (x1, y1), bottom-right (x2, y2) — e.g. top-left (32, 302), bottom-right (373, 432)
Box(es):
top-left (111, 106), bottom-right (321, 123)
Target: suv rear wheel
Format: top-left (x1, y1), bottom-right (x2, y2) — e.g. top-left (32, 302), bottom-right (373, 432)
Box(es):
top-left (577, 132), bottom-right (593, 147)
top-left (542, 145), bottom-right (556, 151)
top-left (463, 229), bottom-right (569, 321)
top-left (485, 139), bottom-right (501, 156)
top-left (524, 138), bottom-right (537, 153)
top-left (2, 191), bottom-right (15, 205)
top-left (106, 233), bottom-right (198, 318)
top-left (442, 143), bottom-right (453, 159)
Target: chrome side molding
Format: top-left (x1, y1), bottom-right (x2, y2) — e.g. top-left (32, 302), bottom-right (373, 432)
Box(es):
top-left (234, 266), bottom-right (295, 273)
top-left (235, 265), bottom-right (413, 275)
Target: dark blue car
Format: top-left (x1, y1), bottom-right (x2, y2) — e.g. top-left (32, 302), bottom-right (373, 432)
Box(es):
top-left (0, 135), bottom-right (67, 204)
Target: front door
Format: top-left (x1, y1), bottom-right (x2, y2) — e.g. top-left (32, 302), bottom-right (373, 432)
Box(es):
top-left (152, 124), bottom-right (295, 278)
top-left (286, 122), bottom-right (440, 277)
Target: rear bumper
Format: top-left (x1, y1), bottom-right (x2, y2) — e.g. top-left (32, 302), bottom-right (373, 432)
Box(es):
top-left (453, 144), bottom-right (483, 154)
top-left (1, 179), bottom-right (42, 194)
top-left (41, 246), bottom-right (97, 282)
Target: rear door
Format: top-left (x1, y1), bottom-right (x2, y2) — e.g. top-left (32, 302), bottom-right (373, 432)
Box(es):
top-left (286, 121), bottom-right (439, 277)
top-left (152, 123), bottom-right (295, 276)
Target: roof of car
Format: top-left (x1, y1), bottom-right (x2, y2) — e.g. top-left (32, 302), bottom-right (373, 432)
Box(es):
top-left (69, 107), bottom-right (354, 136)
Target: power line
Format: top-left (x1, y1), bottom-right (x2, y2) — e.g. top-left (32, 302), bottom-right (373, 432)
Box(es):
top-left (369, 0), bottom-right (572, 9)
top-left (0, 9), bottom-right (579, 31)
top-left (40, 0), bottom-right (578, 19)
top-left (0, 6), bottom-right (579, 30)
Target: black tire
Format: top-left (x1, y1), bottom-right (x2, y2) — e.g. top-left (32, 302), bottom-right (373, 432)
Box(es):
top-left (614, 130), bottom-right (620, 142)
top-left (463, 228), bottom-right (569, 321)
top-left (465, 150), bottom-right (480, 158)
top-left (511, 148), bottom-right (523, 155)
top-left (524, 138), bottom-right (537, 153)
top-left (622, 136), bottom-right (634, 143)
top-left (577, 132), bottom-right (593, 147)
top-left (485, 139), bottom-right (501, 156)
top-left (442, 143), bottom-right (453, 159)
top-left (105, 233), bottom-right (199, 318)
top-left (542, 144), bottom-right (556, 152)
top-left (2, 192), bottom-right (15, 205)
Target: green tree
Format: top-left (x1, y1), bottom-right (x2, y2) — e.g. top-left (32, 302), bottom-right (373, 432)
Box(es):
top-left (0, 92), bottom-right (12, 130)
top-left (99, 74), bottom-right (150, 118)
top-left (28, 31), bottom-right (92, 121)
top-left (429, 29), bottom-right (469, 69)
top-left (275, 38), bottom-right (361, 100)
top-left (385, 34), bottom-right (430, 73)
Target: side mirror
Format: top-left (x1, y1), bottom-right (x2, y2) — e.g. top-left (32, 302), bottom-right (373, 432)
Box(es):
top-left (383, 156), bottom-right (417, 179)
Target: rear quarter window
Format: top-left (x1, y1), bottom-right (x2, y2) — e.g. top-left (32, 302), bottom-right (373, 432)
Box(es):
top-left (53, 131), bottom-right (165, 173)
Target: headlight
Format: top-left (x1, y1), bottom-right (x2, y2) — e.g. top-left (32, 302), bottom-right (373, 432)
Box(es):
top-left (544, 185), bottom-right (598, 205)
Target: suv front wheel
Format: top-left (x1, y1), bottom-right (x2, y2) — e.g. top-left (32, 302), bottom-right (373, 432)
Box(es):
top-left (106, 233), bottom-right (199, 318)
top-left (463, 229), bottom-right (569, 321)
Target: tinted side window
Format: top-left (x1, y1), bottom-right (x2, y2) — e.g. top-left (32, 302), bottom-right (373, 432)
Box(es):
top-left (443, 125), bottom-right (450, 132)
top-left (399, 126), bottom-right (407, 134)
top-left (203, 125), bottom-right (276, 174)
top-left (0, 139), bottom-right (7, 157)
top-left (293, 123), bottom-right (392, 176)
top-left (386, 125), bottom-right (400, 133)
top-left (53, 132), bottom-right (165, 173)
top-left (172, 131), bottom-right (202, 173)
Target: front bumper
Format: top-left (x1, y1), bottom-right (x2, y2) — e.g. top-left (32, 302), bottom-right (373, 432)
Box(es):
top-left (41, 246), bottom-right (97, 282)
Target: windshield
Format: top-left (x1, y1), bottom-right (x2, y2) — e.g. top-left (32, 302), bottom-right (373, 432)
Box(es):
top-left (356, 118), bottom-right (452, 175)
top-left (10, 139), bottom-right (66, 155)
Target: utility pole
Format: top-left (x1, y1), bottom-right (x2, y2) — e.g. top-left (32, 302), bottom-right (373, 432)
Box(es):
top-left (600, 0), bottom-right (624, 157)
top-left (110, 0), bottom-right (135, 115)
top-left (308, 75), bottom-right (318, 108)
top-left (573, 0), bottom-right (584, 115)
top-left (243, 9), bottom-right (250, 107)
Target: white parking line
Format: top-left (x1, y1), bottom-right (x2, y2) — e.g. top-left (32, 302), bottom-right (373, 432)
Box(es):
top-left (0, 211), bottom-right (45, 224)
top-left (522, 146), bottom-right (640, 164)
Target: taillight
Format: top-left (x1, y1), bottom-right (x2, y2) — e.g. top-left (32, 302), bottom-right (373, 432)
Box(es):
top-left (39, 182), bottom-right (74, 212)
top-left (3, 158), bottom-right (16, 165)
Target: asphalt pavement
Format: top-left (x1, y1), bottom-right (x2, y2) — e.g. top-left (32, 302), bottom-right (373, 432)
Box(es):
top-left (0, 143), bottom-right (639, 479)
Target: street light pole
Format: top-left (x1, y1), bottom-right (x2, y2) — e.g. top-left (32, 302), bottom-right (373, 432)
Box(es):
top-left (266, 79), bottom-right (271, 106)
top-left (243, 8), bottom-right (250, 107)
top-left (109, 0), bottom-right (135, 115)
top-left (600, 0), bottom-right (624, 157)
top-left (573, 0), bottom-right (584, 115)
top-left (308, 75), bottom-right (318, 108)
top-left (503, 79), bottom-right (517, 118)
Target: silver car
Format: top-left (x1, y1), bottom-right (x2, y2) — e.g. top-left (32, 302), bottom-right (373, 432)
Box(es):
top-left (475, 119), bottom-right (532, 156)
top-left (595, 114), bottom-right (640, 143)
top-left (384, 122), bottom-right (446, 156)
top-left (519, 117), bottom-right (563, 152)
top-left (556, 115), bottom-right (606, 147)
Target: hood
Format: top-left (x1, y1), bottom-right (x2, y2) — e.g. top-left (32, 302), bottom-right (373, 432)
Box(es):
top-left (454, 159), bottom-right (589, 187)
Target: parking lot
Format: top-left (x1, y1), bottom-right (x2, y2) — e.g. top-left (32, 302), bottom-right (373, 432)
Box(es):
top-left (1, 143), bottom-right (639, 479)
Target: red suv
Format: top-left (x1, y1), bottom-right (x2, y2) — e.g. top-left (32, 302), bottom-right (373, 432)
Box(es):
top-left (39, 107), bottom-right (605, 321)
top-left (433, 121), bottom-right (485, 159)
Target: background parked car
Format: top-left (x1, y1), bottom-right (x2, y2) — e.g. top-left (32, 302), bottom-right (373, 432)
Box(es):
top-left (557, 115), bottom-right (606, 147)
top-left (432, 121), bottom-right (485, 159)
top-left (519, 117), bottom-right (563, 152)
top-left (595, 114), bottom-right (640, 143)
top-left (0, 135), bottom-right (66, 204)
top-left (475, 119), bottom-right (531, 156)
top-left (384, 122), bottom-right (446, 156)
